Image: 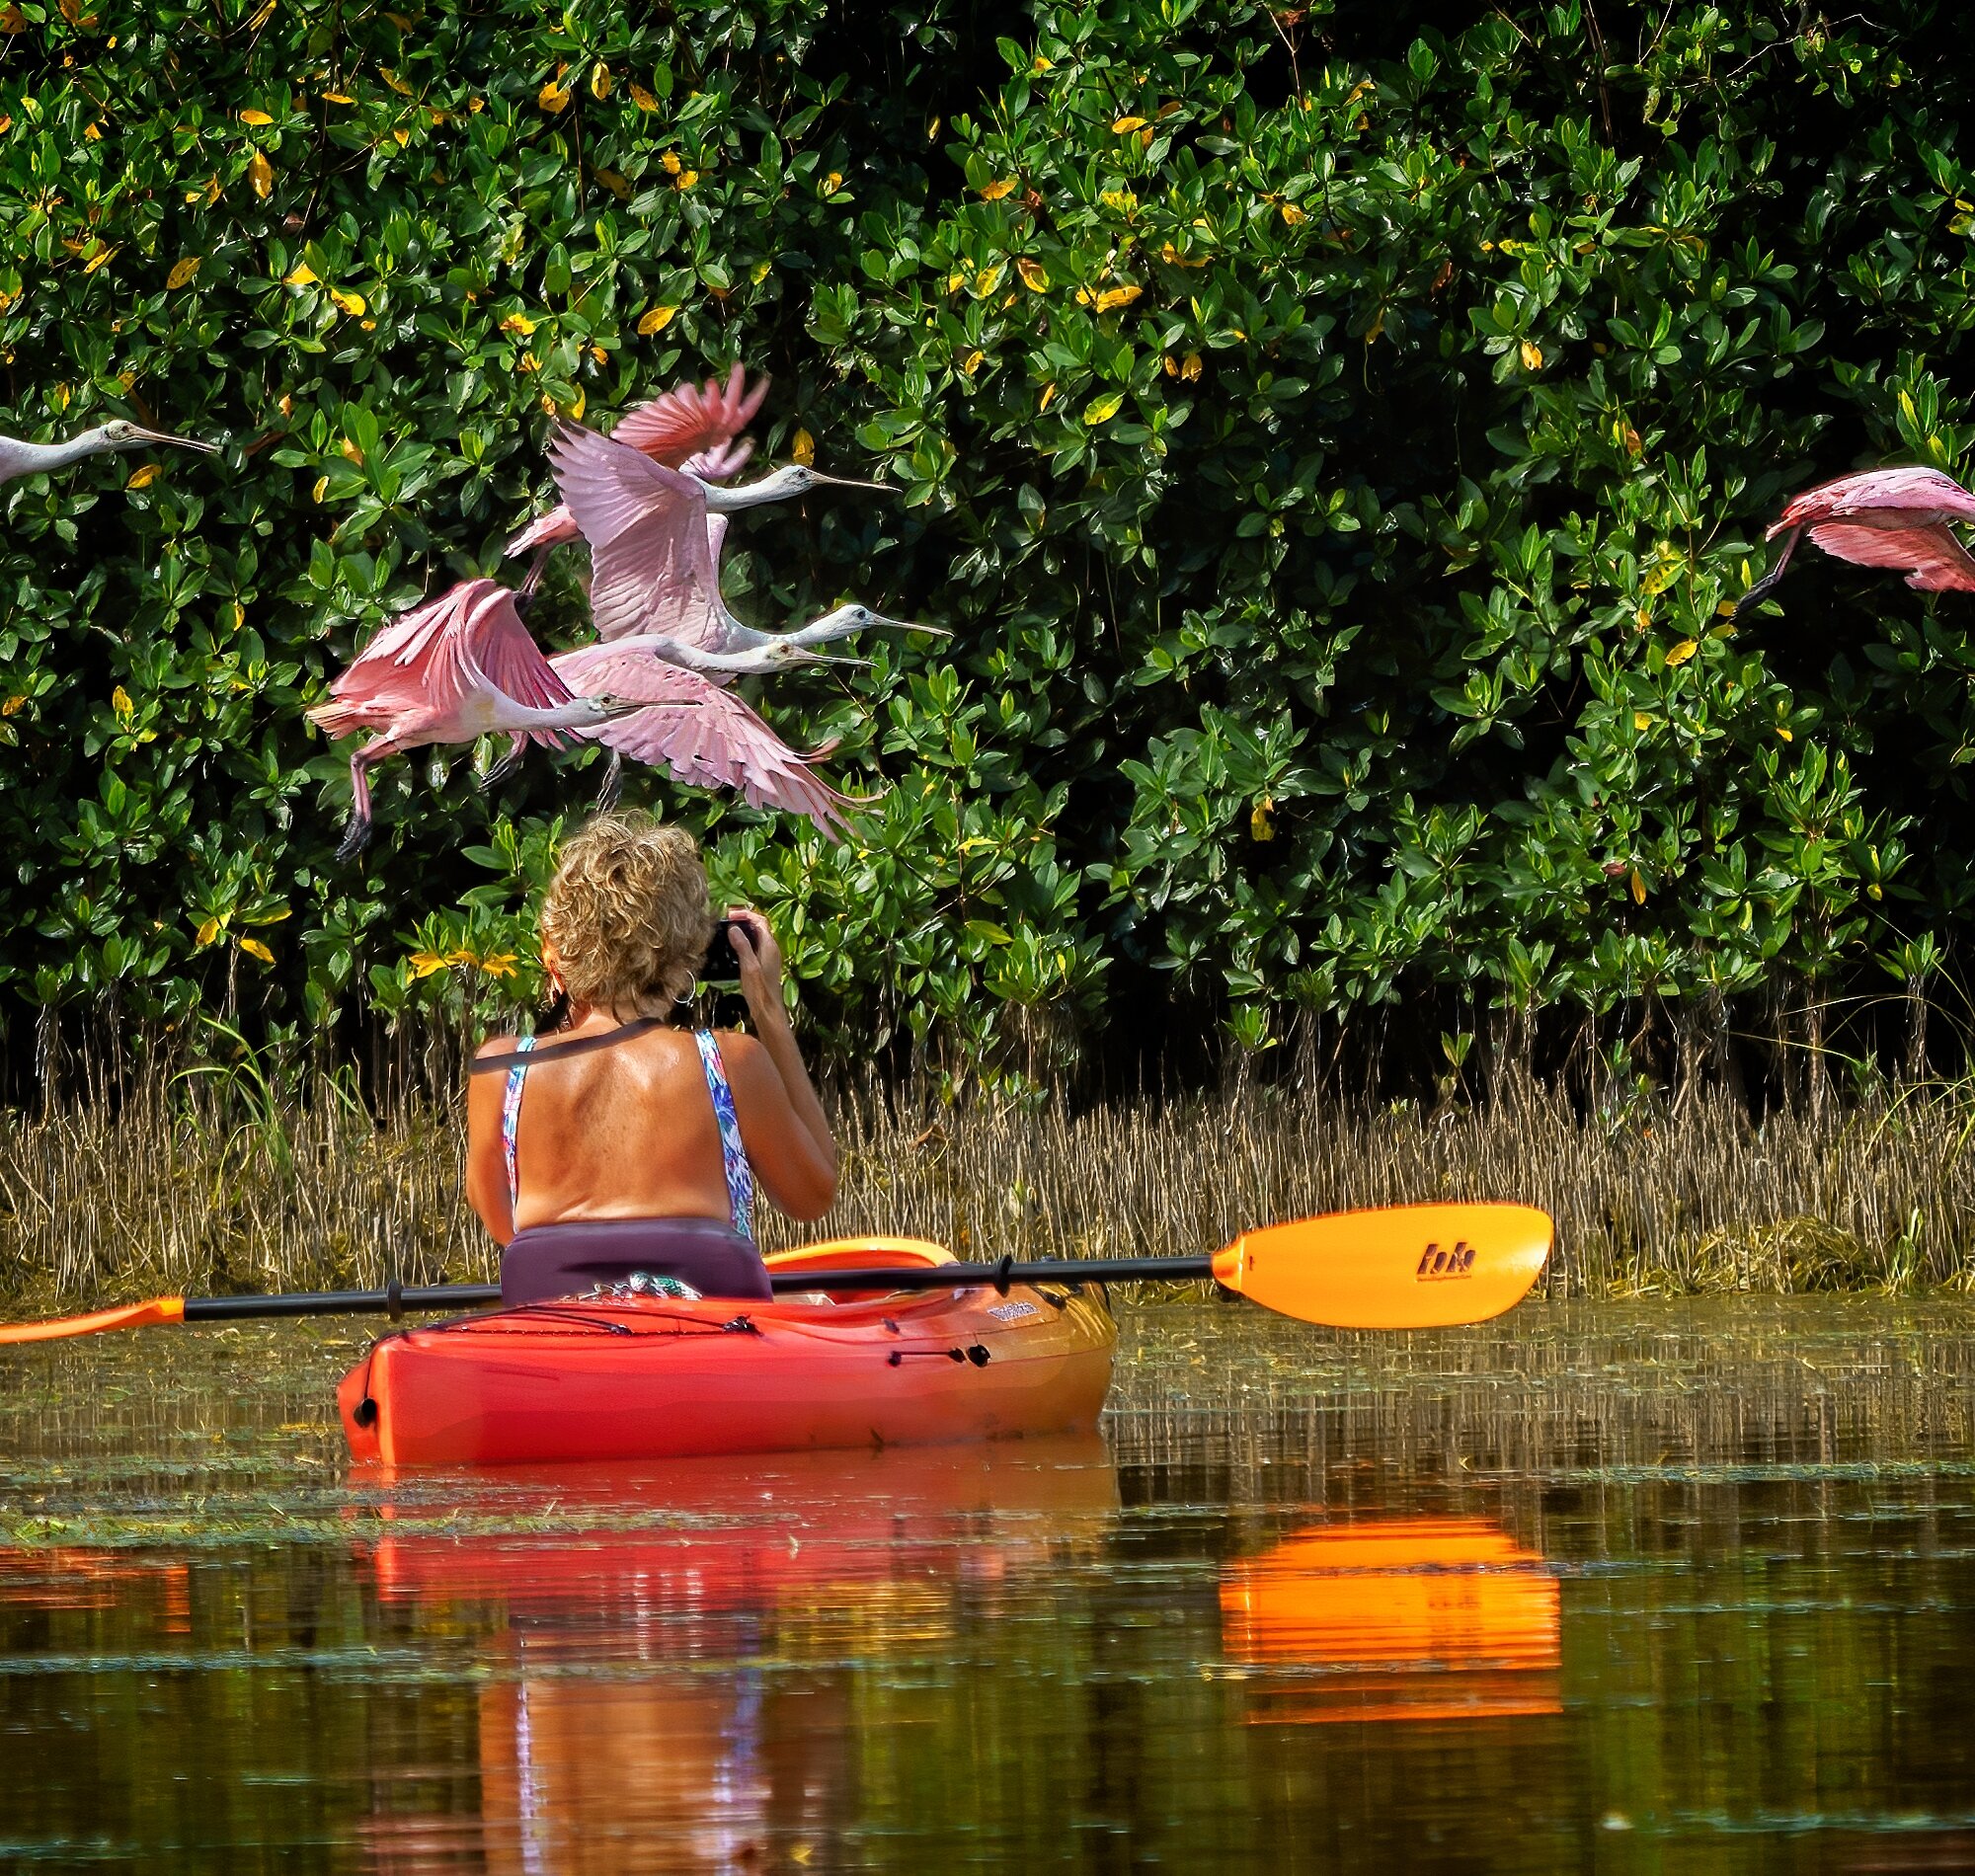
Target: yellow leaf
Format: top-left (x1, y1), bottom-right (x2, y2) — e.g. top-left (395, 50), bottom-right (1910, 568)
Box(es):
top-left (379, 67), bottom-right (413, 97)
top-left (750, 257), bottom-right (771, 283)
top-left (538, 80), bottom-right (571, 114)
top-left (565, 386), bottom-right (586, 421)
top-left (321, 92), bottom-right (354, 105)
top-left (0, 694), bottom-right (26, 717)
top-left (166, 256), bottom-right (199, 289)
top-left (1082, 391), bottom-right (1124, 427)
top-left (239, 937), bottom-right (275, 964)
top-left (391, 127), bottom-right (409, 148)
top-left (661, 151), bottom-right (682, 174)
top-left (311, 475), bottom-right (329, 502)
top-left (673, 169), bottom-right (697, 190)
top-left (83, 244), bottom-right (118, 275)
top-left (1032, 53), bottom-right (1052, 72)
top-left (821, 171), bottom-right (843, 195)
top-left (973, 262), bottom-right (1004, 296)
top-left (1364, 306), bottom-right (1385, 344)
top-left (1100, 189), bottom-right (1136, 213)
top-left (0, 7), bottom-right (24, 31)
top-left (978, 178), bottom-right (1016, 201)
top-left (1634, 711), bottom-right (1652, 731)
top-left (1280, 201), bottom-right (1306, 226)
top-left (247, 0), bottom-right (277, 30)
top-left (629, 82), bottom-right (658, 112)
top-left (249, 150), bottom-right (274, 198)
top-left (1715, 600), bottom-right (1738, 619)
top-left (1039, 381), bottom-right (1056, 412)
top-left (1249, 796), bottom-right (1275, 842)
top-left (112, 684), bottom-right (133, 719)
top-left (126, 463), bottom-right (161, 489)
top-left (1094, 283), bottom-right (1142, 312)
top-left (282, 262), bottom-right (317, 285)
top-left (637, 304), bottom-right (676, 336)
top-left (1664, 639), bottom-right (1698, 667)
top-left (1520, 339), bottom-right (1543, 371)
top-left (791, 428), bottom-right (816, 466)
top-left (196, 916), bottom-right (221, 947)
top-left (1017, 258), bottom-right (1049, 291)
top-left (1111, 115), bottom-right (1146, 132)
top-left (340, 436), bottom-right (363, 465)
top-left (239, 108), bottom-right (274, 125)
top-left (499, 312), bottom-right (536, 336)
top-left (1629, 869), bottom-right (1647, 905)
top-left (960, 349), bottom-right (985, 375)
top-left (590, 62), bottom-right (610, 100)
top-left (595, 168), bottom-right (630, 199)
top-left (1180, 351), bottom-right (1202, 381)
top-left (328, 286), bottom-right (365, 316)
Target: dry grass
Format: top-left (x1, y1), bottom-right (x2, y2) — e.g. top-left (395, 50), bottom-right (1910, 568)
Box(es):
top-left (4, 1069), bottom-right (1975, 1306)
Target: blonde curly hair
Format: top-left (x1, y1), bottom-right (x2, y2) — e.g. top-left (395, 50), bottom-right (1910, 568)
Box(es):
top-left (540, 811), bottom-right (715, 1016)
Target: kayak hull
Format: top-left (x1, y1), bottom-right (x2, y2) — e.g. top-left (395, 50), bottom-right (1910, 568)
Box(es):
top-left (338, 1238), bottom-right (1116, 1467)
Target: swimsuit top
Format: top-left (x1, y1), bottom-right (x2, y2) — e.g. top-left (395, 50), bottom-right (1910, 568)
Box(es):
top-left (490, 1021), bottom-right (755, 1242)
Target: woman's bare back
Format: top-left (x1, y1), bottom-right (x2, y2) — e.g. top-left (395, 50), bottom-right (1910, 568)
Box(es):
top-left (466, 1012), bottom-right (835, 1244)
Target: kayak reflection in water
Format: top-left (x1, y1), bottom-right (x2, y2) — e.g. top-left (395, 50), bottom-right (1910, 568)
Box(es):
top-left (465, 810), bottom-right (837, 1305)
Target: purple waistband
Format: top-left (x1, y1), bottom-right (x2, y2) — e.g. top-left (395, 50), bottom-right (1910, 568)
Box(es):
top-left (502, 1216), bottom-right (773, 1305)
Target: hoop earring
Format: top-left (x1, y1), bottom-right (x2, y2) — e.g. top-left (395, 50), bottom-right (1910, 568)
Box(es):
top-left (673, 975), bottom-right (699, 1006)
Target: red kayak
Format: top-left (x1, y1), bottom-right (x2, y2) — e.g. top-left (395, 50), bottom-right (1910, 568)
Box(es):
top-left (338, 1237), bottom-right (1117, 1467)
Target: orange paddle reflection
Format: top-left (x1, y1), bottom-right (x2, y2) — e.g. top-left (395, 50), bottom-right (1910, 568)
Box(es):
top-left (1220, 1518), bottom-right (1560, 1725)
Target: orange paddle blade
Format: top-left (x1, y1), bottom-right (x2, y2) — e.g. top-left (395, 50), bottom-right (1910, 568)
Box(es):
top-left (0, 1295), bottom-right (186, 1346)
top-left (1210, 1203), bottom-right (1551, 1329)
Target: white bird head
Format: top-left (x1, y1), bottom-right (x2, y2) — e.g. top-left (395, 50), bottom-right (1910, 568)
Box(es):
top-left (582, 693), bottom-right (658, 724)
top-left (640, 635), bottom-right (868, 677)
top-left (95, 419), bottom-right (221, 456)
top-left (732, 464), bottom-right (891, 505)
top-left (800, 603), bottom-right (949, 642)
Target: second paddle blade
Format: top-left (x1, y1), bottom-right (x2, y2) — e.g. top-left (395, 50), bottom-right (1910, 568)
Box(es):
top-left (1211, 1202), bottom-right (1552, 1330)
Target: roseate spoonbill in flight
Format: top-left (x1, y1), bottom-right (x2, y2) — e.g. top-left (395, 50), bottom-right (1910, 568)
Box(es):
top-left (1733, 465), bottom-right (1975, 620)
top-left (0, 419), bottom-right (219, 485)
top-left (307, 578), bottom-right (669, 862)
top-left (505, 364), bottom-right (884, 556)
top-left (549, 642), bottom-right (868, 836)
top-left (544, 419), bottom-right (943, 666)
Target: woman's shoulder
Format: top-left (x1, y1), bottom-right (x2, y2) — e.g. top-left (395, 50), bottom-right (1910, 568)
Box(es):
top-left (474, 1031), bottom-right (522, 1062)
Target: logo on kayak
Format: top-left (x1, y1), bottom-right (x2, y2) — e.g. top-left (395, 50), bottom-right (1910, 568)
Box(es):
top-left (1416, 1242), bottom-right (1475, 1280)
top-left (987, 1300), bottom-right (1040, 1322)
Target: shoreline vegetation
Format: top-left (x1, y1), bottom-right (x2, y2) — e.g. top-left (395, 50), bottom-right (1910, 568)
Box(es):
top-left (3, 1068), bottom-right (1972, 1310)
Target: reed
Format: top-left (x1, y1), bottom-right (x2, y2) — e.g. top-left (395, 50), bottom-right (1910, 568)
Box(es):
top-left (3, 1068), bottom-right (1975, 1307)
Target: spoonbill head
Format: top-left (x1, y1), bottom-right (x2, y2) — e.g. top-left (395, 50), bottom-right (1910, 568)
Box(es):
top-left (786, 602), bottom-right (948, 650)
top-left (639, 633), bottom-right (872, 678)
top-left (94, 419), bottom-right (221, 457)
top-left (701, 463), bottom-right (891, 513)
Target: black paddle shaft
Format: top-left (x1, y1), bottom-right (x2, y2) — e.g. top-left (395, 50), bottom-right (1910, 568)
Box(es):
top-left (173, 1256), bottom-right (1218, 1322)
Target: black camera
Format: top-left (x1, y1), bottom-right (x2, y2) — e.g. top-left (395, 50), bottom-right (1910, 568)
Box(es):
top-left (703, 918), bottom-right (746, 983)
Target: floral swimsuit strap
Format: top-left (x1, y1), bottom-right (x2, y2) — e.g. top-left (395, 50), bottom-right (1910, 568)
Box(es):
top-left (501, 1033), bottom-right (536, 1218)
top-left (693, 1029), bottom-right (756, 1242)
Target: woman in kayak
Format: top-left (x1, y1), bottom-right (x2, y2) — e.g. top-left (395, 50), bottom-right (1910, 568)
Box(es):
top-left (465, 810), bottom-right (837, 1303)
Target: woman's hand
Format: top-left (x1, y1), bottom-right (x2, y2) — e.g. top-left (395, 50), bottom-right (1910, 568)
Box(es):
top-left (725, 905), bottom-right (787, 1029)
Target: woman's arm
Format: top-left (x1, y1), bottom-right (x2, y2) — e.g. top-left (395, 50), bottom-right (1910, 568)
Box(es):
top-left (464, 1037), bottom-right (519, 1244)
top-left (725, 908), bottom-right (837, 1219)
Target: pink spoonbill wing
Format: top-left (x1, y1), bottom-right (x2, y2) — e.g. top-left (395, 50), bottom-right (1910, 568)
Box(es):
top-left (1775, 464), bottom-right (1975, 532)
top-left (1806, 520), bottom-right (1975, 592)
top-left (551, 640), bottom-right (869, 836)
top-left (547, 422), bottom-right (727, 649)
top-left (608, 363), bottom-right (769, 465)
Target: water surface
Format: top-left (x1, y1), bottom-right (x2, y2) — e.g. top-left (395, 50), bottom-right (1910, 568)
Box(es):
top-left (4, 1296), bottom-right (1975, 1871)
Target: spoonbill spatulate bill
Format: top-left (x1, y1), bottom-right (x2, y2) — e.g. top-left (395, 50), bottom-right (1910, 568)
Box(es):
top-left (1734, 465), bottom-right (1975, 619)
top-left (544, 419), bottom-right (944, 668)
top-left (307, 579), bottom-right (671, 861)
top-left (0, 420), bottom-right (220, 485)
top-left (550, 640), bottom-right (870, 836)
